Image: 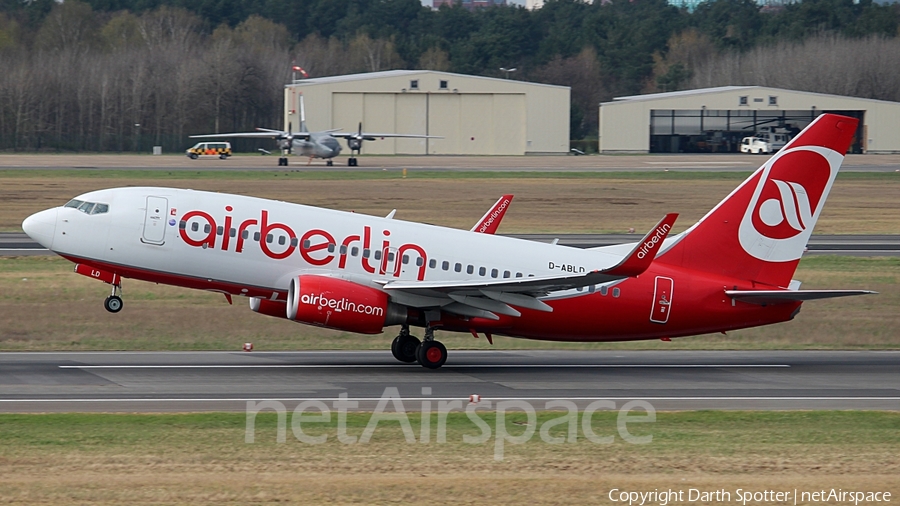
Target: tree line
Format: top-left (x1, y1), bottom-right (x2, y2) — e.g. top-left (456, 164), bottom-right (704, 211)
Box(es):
top-left (0, 0), bottom-right (897, 151)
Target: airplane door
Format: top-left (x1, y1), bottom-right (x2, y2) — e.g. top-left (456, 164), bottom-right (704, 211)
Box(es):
top-left (141, 196), bottom-right (168, 245)
top-left (649, 276), bottom-right (674, 324)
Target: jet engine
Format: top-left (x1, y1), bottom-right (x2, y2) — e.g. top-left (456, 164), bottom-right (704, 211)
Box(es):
top-left (286, 275), bottom-right (406, 334)
top-left (249, 297), bottom-right (287, 319)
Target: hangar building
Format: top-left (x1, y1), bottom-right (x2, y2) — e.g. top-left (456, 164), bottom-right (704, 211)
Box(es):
top-left (599, 86), bottom-right (900, 154)
top-left (284, 70), bottom-right (570, 155)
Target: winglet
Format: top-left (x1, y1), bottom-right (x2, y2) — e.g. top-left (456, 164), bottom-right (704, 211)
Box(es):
top-left (604, 213), bottom-right (678, 277)
top-left (471, 195), bottom-right (514, 234)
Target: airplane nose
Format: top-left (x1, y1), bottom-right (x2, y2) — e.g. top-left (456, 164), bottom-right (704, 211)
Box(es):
top-left (22, 208), bottom-right (58, 249)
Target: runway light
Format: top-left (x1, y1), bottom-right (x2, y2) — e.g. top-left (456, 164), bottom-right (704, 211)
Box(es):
top-left (469, 394), bottom-right (481, 404)
top-left (243, 343), bottom-right (253, 352)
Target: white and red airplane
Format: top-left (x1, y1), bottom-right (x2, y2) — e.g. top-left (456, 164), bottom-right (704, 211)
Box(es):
top-left (22, 114), bottom-right (873, 368)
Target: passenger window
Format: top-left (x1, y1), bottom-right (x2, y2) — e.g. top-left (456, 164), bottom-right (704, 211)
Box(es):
top-left (374, 250), bottom-right (382, 260)
top-left (266, 234), bottom-right (273, 243)
top-left (429, 259), bottom-right (437, 269)
top-left (191, 222), bottom-right (199, 232)
top-left (387, 251), bottom-right (394, 261)
top-left (340, 245), bottom-right (348, 255)
top-left (588, 285), bottom-right (595, 293)
top-left (204, 224), bottom-right (211, 234)
top-left (217, 226), bottom-right (224, 236)
top-left (303, 240), bottom-right (311, 249)
top-left (402, 255), bottom-right (409, 264)
top-left (416, 257), bottom-right (424, 267)
top-left (363, 249), bottom-right (370, 258)
top-left (491, 268), bottom-right (498, 278)
top-left (442, 261), bottom-right (449, 271)
top-left (351, 246), bottom-right (359, 256)
top-left (613, 287), bottom-right (620, 298)
top-left (503, 270), bottom-right (510, 278)
top-left (291, 238), bottom-right (299, 247)
top-left (467, 265), bottom-right (474, 274)
top-left (454, 263), bottom-right (462, 272)
top-left (327, 243), bottom-right (335, 253)
top-left (600, 286), bottom-right (608, 296)
top-left (254, 232), bottom-right (261, 242)
top-left (229, 228), bottom-right (236, 238)
top-left (179, 221), bottom-right (187, 230)
top-left (242, 230), bottom-right (249, 240)
top-left (479, 267), bottom-right (486, 276)
top-left (516, 272), bottom-right (523, 278)
top-left (278, 236), bottom-right (286, 245)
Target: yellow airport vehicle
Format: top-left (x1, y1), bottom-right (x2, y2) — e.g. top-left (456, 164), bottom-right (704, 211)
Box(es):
top-left (186, 142), bottom-right (232, 160)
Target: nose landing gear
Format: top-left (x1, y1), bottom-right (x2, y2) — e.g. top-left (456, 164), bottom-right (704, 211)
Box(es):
top-left (104, 283), bottom-right (123, 313)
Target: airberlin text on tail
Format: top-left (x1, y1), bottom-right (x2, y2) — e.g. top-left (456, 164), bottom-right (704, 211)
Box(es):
top-left (658, 113), bottom-right (859, 287)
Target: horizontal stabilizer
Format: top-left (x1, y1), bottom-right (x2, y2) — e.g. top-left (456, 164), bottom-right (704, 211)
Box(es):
top-left (726, 289), bottom-right (877, 305)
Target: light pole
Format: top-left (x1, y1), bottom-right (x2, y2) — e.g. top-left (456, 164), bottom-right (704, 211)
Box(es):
top-left (499, 67), bottom-right (517, 79)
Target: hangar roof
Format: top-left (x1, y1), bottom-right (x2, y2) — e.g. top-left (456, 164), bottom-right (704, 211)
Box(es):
top-left (291, 70), bottom-right (568, 90)
top-left (605, 86), bottom-right (897, 106)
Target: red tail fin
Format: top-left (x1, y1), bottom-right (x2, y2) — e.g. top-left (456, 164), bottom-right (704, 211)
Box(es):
top-left (471, 195), bottom-right (513, 234)
top-left (657, 114), bottom-right (858, 288)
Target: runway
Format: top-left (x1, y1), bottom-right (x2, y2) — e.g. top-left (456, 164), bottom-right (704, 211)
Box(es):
top-left (3, 233), bottom-right (899, 257)
top-left (0, 350), bottom-right (897, 412)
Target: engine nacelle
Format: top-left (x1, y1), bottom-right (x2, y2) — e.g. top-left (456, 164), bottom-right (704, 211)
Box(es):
top-left (249, 297), bottom-right (287, 319)
top-left (348, 138), bottom-right (363, 151)
top-left (286, 275), bottom-right (405, 334)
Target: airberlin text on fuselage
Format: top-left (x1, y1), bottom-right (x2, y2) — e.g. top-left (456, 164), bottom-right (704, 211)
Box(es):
top-left (177, 207), bottom-right (428, 280)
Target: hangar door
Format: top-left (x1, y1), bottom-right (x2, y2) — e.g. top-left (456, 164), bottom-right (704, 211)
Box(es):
top-left (428, 94), bottom-right (525, 155)
top-left (332, 93), bottom-right (429, 155)
top-left (333, 92), bottom-right (526, 155)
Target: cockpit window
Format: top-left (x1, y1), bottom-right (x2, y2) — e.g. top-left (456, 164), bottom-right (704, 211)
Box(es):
top-left (65, 199), bottom-right (109, 215)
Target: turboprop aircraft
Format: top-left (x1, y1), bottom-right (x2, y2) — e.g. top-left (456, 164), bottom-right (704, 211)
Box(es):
top-left (190, 94), bottom-right (439, 167)
top-left (22, 114), bottom-right (874, 369)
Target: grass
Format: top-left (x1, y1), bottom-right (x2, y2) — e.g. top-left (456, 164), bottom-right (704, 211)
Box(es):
top-left (1, 172), bottom-right (899, 233)
top-left (0, 411), bottom-right (896, 504)
top-left (0, 255), bottom-right (897, 351)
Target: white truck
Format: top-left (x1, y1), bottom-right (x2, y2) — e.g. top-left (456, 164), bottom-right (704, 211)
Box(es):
top-left (740, 131), bottom-right (790, 154)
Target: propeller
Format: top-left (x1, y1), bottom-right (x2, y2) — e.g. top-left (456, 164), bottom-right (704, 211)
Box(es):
top-left (347, 122), bottom-right (364, 152)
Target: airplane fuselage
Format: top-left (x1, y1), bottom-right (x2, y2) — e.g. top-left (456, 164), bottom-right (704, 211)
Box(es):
top-left (25, 187), bottom-right (797, 343)
top-left (293, 133), bottom-right (342, 159)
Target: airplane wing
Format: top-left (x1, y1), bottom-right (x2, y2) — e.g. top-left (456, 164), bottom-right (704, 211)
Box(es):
top-left (471, 195), bottom-right (513, 234)
top-left (190, 131), bottom-right (311, 140)
top-left (330, 132), bottom-right (441, 139)
top-left (382, 214), bottom-right (678, 319)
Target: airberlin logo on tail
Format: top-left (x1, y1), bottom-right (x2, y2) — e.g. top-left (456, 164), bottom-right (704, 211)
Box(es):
top-left (739, 146), bottom-right (842, 262)
top-left (477, 198), bottom-right (510, 233)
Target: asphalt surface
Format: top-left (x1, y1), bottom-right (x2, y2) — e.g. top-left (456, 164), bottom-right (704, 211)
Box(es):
top-left (3, 233), bottom-right (899, 256)
top-left (0, 350), bottom-right (897, 412)
top-left (2, 153), bottom-right (900, 171)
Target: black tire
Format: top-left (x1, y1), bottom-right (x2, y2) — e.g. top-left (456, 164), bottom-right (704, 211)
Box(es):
top-left (104, 295), bottom-right (123, 313)
top-left (391, 335), bottom-right (420, 363)
top-left (189, 153), bottom-right (198, 160)
top-left (219, 154), bottom-right (228, 160)
top-left (326, 160), bottom-right (333, 166)
top-left (416, 341), bottom-right (447, 369)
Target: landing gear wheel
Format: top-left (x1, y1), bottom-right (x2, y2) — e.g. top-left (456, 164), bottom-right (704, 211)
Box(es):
top-left (326, 160), bottom-right (333, 167)
top-left (391, 334), bottom-right (420, 363)
top-left (104, 295), bottom-right (123, 313)
top-left (278, 157), bottom-right (288, 166)
top-left (348, 157), bottom-right (358, 167)
top-left (416, 340), bottom-right (447, 369)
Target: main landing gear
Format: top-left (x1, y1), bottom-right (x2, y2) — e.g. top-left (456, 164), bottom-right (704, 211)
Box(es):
top-left (277, 157), bottom-right (289, 166)
top-left (347, 157), bottom-right (358, 167)
top-left (326, 159), bottom-right (334, 166)
top-left (104, 283), bottom-right (123, 313)
top-left (391, 325), bottom-right (448, 369)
